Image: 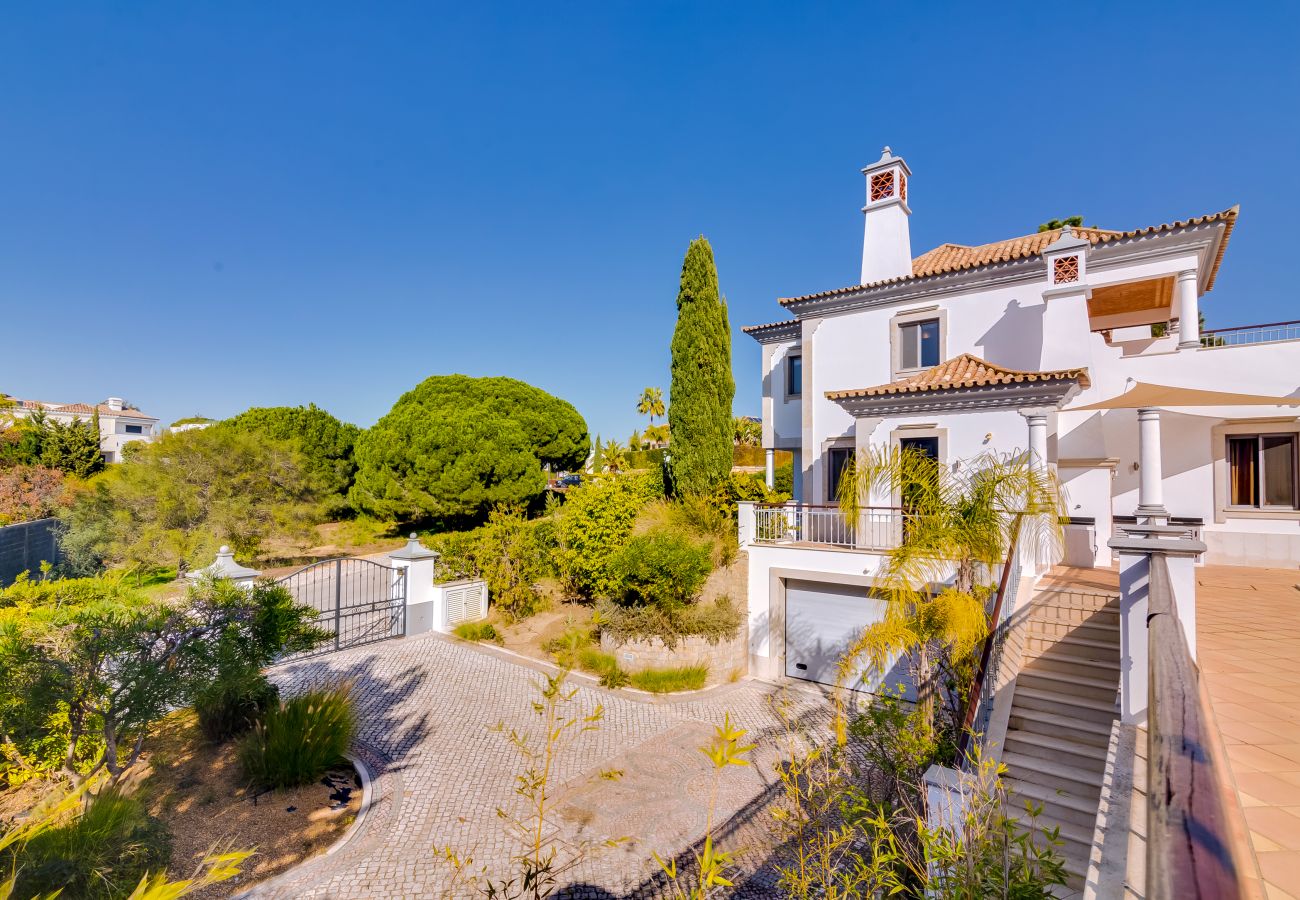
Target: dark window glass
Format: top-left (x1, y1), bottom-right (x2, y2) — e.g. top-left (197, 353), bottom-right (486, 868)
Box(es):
top-left (1228, 436), bottom-right (1257, 506)
top-left (828, 448), bottom-right (853, 502)
top-left (124, 424), bottom-right (144, 434)
top-left (1262, 435), bottom-right (1296, 507)
top-left (900, 319), bottom-right (940, 370)
top-left (1228, 434), bottom-right (1298, 509)
top-left (787, 356), bottom-right (802, 395)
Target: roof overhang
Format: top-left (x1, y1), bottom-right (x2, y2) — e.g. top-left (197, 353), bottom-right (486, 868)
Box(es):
top-left (829, 377), bottom-right (1086, 418)
top-left (742, 320), bottom-right (801, 344)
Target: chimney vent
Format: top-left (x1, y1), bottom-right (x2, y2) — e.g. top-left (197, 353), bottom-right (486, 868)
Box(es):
top-left (106, 397), bottom-right (124, 411)
top-left (860, 146), bottom-right (913, 285)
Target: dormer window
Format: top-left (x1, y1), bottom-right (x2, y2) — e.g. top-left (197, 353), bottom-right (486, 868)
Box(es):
top-left (899, 319), bottom-right (940, 370)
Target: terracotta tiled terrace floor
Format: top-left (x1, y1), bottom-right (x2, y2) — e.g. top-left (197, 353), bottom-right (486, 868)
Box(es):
top-left (1197, 565), bottom-right (1300, 899)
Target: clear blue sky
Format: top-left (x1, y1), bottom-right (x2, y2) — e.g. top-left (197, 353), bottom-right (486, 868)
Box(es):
top-left (3, 3), bottom-right (1297, 442)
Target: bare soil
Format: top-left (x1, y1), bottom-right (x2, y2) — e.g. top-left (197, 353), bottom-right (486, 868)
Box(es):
top-left (494, 601), bottom-right (595, 661)
top-left (142, 711), bottom-right (360, 898)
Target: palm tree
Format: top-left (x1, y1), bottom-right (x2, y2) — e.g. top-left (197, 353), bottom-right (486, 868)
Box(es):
top-left (637, 387), bottom-right (666, 426)
top-left (602, 439), bottom-right (628, 474)
top-left (834, 446), bottom-right (1064, 736)
top-left (644, 423), bottom-right (670, 448)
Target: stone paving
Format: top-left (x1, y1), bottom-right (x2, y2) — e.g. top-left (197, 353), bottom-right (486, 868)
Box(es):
top-left (243, 632), bottom-right (835, 899)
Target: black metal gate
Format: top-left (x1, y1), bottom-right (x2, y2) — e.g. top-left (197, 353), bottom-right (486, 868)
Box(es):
top-left (276, 557), bottom-right (407, 659)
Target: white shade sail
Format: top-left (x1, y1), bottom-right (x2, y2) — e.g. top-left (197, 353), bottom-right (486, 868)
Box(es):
top-left (1068, 381), bottom-right (1300, 412)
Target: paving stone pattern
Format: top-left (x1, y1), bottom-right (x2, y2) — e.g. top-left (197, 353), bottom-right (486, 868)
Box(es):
top-left (245, 633), bottom-right (834, 899)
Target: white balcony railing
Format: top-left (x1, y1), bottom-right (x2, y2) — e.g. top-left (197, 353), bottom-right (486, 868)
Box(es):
top-left (752, 503), bottom-right (904, 551)
top-left (1200, 319), bottom-right (1300, 348)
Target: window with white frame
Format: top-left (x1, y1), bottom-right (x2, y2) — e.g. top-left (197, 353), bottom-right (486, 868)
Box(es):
top-left (1227, 433), bottom-right (1298, 509)
top-left (898, 319), bottom-right (940, 370)
top-left (786, 354), bottom-right (802, 397)
top-left (124, 424), bottom-right (145, 434)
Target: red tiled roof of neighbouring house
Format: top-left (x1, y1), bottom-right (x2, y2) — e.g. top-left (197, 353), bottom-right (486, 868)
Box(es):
top-left (825, 353), bottom-right (1091, 400)
top-left (11, 399), bottom-right (157, 420)
top-left (779, 207), bottom-right (1239, 305)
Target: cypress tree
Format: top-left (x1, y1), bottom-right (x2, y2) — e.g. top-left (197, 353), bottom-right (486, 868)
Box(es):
top-left (668, 236), bottom-right (735, 496)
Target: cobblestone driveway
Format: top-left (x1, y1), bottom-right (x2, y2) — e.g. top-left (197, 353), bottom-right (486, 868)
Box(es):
top-left (245, 632), bottom-right (834, 899)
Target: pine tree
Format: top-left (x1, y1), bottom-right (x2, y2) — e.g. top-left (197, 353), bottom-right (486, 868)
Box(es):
top-left (668, 237), bottom-right (735, 496)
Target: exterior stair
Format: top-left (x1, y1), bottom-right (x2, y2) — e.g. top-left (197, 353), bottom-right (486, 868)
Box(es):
top-left (1000, 587), bottom-right (1120, 897)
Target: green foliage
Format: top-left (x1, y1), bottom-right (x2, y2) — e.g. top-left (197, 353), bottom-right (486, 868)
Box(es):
top-left (595, 596), bottom-right (741, 650)
top-left (350, 375), bottom-right (589, 524)
top-left (60, 427), bottom-right (321, 575)
top-left (218, 404), bottom-right (360, 505)
top-left (628, 665), bottom-right (707, 693)
top-left (193, 670), bottom-right (280, 743)
top-left (733, 416), bottom-right (761, 447)
top-left (430, 505), bottom-right (557, 621)
top-left (453, 620), bottom-right (503, 644)
top-left (839, 447), bottom-right (1064, 735)
top-left (604, 530), bottom-right (712, 611)
top-left (32, 413), bottom-right (105, 479)
top-left (9, 786), bottom-right (169, 900)
top-left (667, 237), bottom-right (735, 497)
top-left (238, 683), bottom-right (355, 790)
top-left (773, 462), bottom-right (794, 496)
top-left (637, 387), bottom-right (666, 425)
top-left (1036, 215), bottom-right (1084, 232)
top-left (0, 575), bottom-right (325, 786)
top-left (555, 474), bottom-right (659, 598)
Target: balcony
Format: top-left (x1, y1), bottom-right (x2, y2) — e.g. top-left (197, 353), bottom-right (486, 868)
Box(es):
top-left (751, 503), bottom-right (904, 551)
top-left (1200, 319), bottom-right (1300, 348)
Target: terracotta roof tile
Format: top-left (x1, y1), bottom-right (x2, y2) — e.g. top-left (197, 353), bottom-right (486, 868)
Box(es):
top-left (740, 320), bottom-right (799, 334)
top-left (825, 353), bottom-right (1090, 400)
top-left (11, 399), bottom-right (156, 420)
top-left (780, 207), bottom-right (1239, 305)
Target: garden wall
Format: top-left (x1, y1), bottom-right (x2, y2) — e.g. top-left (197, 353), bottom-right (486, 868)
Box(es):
top-left (0, 517), bottom-right (62, 587)
top-left (600, 631), bottom-right (748, 686)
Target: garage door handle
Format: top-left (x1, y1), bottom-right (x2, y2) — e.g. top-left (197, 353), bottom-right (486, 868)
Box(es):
top-left (795, 663), bottom-right (808, 671)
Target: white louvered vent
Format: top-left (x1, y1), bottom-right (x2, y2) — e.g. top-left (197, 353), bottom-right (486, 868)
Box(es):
top-left (445, 581), bottom-right (487, 625)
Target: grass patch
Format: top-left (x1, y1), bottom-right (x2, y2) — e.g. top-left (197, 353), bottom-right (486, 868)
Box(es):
top-left (453, 620), bottom-right (503, 644)
top-left (576, 648), bottom-right (629, 688)
top-left (628, 665), bottom-right (708, 693)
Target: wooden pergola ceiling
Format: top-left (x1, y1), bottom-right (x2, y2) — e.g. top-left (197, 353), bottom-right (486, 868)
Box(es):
top-left (1087, 276), bottom-right (1175, 319)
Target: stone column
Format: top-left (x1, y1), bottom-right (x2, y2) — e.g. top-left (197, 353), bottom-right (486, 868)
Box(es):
top-left (764, 448), bottom-right (775, 490)
top-left (1136, 407), bottom-right (1168, 523)
top-left (388, 534), bottom-right (441, 636)
top-left (1175, 269), bottom-right (1200, 349)
top-left (1020, 409), bottom-right (1050, 471)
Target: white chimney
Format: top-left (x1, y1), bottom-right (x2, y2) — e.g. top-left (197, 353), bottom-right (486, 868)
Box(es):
top-left (860, 146), bottom-right (913, 285)
top-left (106, 397), bottom-right (124, 411)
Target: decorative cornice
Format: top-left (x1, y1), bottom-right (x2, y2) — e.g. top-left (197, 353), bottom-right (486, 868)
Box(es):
top-left (742, 320), bottom-right (802, 344)
top-left (829, 378), bottom-right (1083, 419)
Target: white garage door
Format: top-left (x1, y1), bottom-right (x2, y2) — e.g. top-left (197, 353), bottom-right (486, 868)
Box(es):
top-left (784, 579), bottom-right (913, 696)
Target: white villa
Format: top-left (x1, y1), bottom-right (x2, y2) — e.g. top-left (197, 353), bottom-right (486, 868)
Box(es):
top-left (736, 147), bottom-right (1300, 894)
top-left (8, 396), bottom-right (159, 462)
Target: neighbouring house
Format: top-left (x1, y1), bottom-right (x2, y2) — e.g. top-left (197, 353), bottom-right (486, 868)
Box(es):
top-left (169, 416), bottom-right (216, 433)
top-left (8, 396), bottom-right (159, 462)
top-left (737, 147), bottom-right (1299, 894)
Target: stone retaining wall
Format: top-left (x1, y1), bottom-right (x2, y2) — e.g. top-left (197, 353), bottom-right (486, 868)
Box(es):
top-left (599, 631), bottom-right (748, 686)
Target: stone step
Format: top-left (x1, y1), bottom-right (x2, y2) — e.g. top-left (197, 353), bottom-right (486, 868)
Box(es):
top-left (1008, 808), bottom-right (1096, 851)
top-left (1011, 686), bottom-right (1118, 726)
top-left (1026, 653), bottom-right (1120, 680)
top-left (1002, 729), bottom-right (1107, 775)
top-left (1002, 750), bottom-right (1104, 795)
top-left (1006, 707), bottom-right (1113, 748)
top-left (1017, 671), bottom-right (1119, 707)
top-left (1006, 776), bottom-right (1101, 817)
top-left (1025, 632), bottom-right (1121, 664)
top-left (1029, 620), bottom-right (1121, 645)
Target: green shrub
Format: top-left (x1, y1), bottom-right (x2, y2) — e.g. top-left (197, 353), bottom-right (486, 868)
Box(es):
top-left (12, 787), bottom-right (170, 899)
top-left (194, 670), bottom-right (280, 743)
top-left (604, 530), bottom-right (712, 610)
top-left (577, 648), bottom-right (629, 689)
top-left (596, 596), bottom-right (742, 650)
top-left (430, 506), bottom-right (557, 621)
top-left (556, 474), bottom-right (659, 598)
top-left (773, 462), bottom-right (794, 496)
top-left (238, 684), bottom-right (355, 790)
top-left (453, 620), bottom-right (503, 644)
top-left (628, 665), bottom-right (708, 693)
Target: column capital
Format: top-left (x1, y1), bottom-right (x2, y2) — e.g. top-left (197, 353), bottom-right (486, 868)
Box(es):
top-left (1136, 406), bottom-right (1161, 421)
top-left (1019, 407), bottom-right (1053, 422)
top-left (1176, 268), bottom-right (1198, 284)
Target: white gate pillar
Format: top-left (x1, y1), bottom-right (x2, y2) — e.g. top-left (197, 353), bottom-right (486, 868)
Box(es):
top-left (388, 534), bottom-right (440, 636)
